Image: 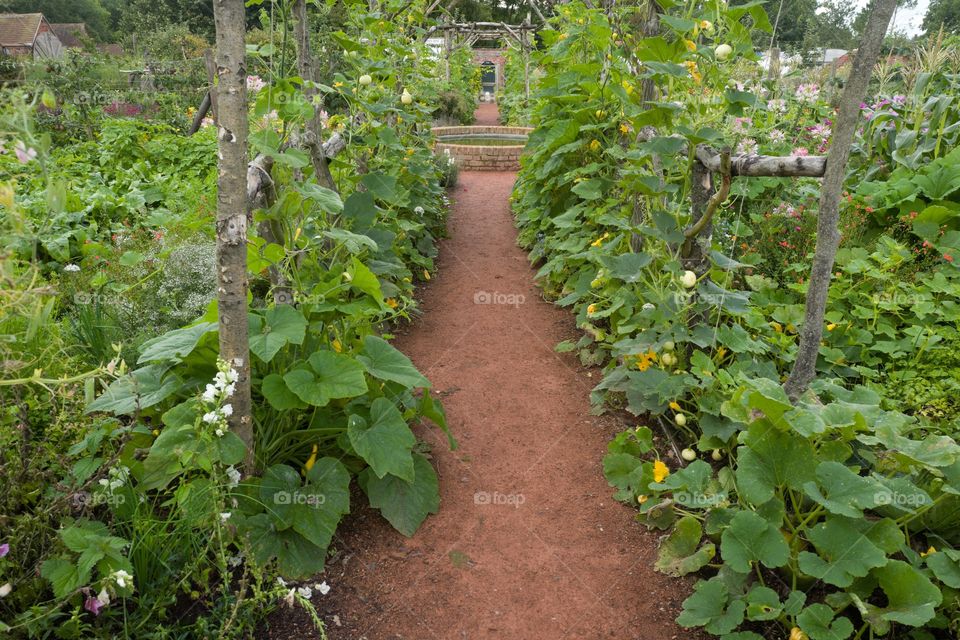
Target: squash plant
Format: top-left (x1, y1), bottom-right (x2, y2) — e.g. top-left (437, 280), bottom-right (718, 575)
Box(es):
top-left (511, 1), bottom-right (960, 638)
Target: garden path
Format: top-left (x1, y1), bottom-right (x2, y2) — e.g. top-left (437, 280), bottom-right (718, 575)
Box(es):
top-left (267, 105), bottom-right (697, 640)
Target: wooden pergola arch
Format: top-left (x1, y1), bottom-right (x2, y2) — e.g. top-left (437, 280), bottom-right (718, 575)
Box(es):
top-left (426, 19), bottom-right (539, 98)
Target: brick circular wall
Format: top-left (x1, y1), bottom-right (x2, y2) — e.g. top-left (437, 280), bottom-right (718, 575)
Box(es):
top-left (433, 126), bottom-right (533, 172)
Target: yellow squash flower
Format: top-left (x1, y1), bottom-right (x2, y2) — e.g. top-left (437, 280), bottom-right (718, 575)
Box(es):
top-left (587, 303), bottom-right (598, 315)
top-left (386, 298), bottom-right (399, 309)
top-left (827, 323), bottom-right (837, 331)
top-left (789, 628), bottom-right (808, 640)
top-left (637, 494), bottom-right (648, 504)
top-left (683, 39), bottom-right (697, 52)
top-left (590, 139), bottom-right (602, 152)
top-left (921, 546), bottom-right (937, 557)
top-left (653, 460), bottom-right (669, 483)
top-left (332, 339), bottom-right (343, 353)
top-left (303, 444), bottom-right (318, 473)
top-left (669, 401), bottom-right (682, 411)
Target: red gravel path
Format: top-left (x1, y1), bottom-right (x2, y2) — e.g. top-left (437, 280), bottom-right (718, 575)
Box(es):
top-left (265, 110), bottom-right (697, 640)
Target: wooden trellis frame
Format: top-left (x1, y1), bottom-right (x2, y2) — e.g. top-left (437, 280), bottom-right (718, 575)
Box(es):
top-left (427, 20), bottom-right (538, 98)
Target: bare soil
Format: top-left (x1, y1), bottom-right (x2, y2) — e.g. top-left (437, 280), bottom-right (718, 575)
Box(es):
top-left (263, 109), bottom-right (699, 640)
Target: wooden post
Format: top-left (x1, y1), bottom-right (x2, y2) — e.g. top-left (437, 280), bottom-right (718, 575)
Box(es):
top-left (444, 29), bottom-right (452, 82)
top-left (767, 46), bottom-right (780, 79)
top-left (522, 21), bottom-right (530, 100)
top-left (783, 0), bottom-right (898, 400)
top-left (203, 48), bottom-right (218, 121)
top-left (293, 0), bottom-right (339, 194)
top-left (213, 0), bottom-right (255, 471)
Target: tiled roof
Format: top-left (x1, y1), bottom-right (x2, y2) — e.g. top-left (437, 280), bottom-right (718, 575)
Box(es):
top-left (0, 13), bottom-right (43, 48)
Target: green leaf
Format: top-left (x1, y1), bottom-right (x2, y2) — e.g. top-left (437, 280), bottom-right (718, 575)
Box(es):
top-left (597, 253), bottom-right (653, 282)
top-left (360, 453), bottom-right (439, 537)
top-left (603, 453), bottom-right (650, 501)
top-left (86, 365), bottom-right (181, 415)
top-left (137, 322), bottom-right (217, 364)
top-left (260, 373), bottom-right (308, 411)
top-left (119, 250), bottom-right (144, 267)
top-left (244, 514), bottom-right (327, 579)
top-left (652, 459), bottom-right (725, 508)
top-left (360, 172), bottom-right (398, 201)
top-left (348, 398), bottom-right (416, 481)
top-left (927, 549), bottom-right (960, 588)
top-left (734, 421), bottom-right (815, 505)
top-left (418, 390), bottom-right (456, 449)
top-left (797, 604), bottom-right (854, 640)
top-left (571, 178), bottom-right (607, 200)
top-left (803, 462), bottom-right (891, 518)
top-left (745, 585), bottom-right (783, 621)
top-left (348, 257), bottom-right (384, 299)
top-left (677, 577), bottom-right (745, 635)
top-left (283, 351), bottom-right (368, 406)
top-left (655, 516), bottom-right (715, 577)
top-left (249, 306), bottom-right (307, 363)
top-left (324, 228), bottom-right (379, 254)
top-left (720, 510), bottom-right (789, 573)
top-left (869, 560), bottom-right (942, 628)
top-left (297, 183), bottom-right (343, 213)
top-left (357, 335), bottom-right (430, 388)
top-left (259, 464), bottom-right (302, 528)
top-left (797, 517), bottom-right (900, 587)
top-left (292, 457), bottom-right (352, 552)
top-left (41, 558), bottom-right (84, 599)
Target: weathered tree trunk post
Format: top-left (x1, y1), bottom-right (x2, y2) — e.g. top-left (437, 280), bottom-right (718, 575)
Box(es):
top-left (293, 0), bottom-right (339, 194)
top-left (783, 0), bottom-right (898, 400)
top-left (767, 46), bottom-right (780, 80)
top-left (444, 29), bottom-right (452, 82)
top-left (213, 0), bottom-right (255, 471)
top-left (629, 0), bottom-right (662, 253)
top-left (522, 18), bottom-right (531, 100)
top-left (204, 48), bottom-right (218, 119)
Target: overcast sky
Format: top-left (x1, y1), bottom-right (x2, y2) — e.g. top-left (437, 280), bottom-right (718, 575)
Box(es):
top-left (867, 0), bottom-right (929, 36)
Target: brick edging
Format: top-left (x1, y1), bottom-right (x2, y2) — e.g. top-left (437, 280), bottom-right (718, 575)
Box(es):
top-left (432, 126), bottom-right (532, 172)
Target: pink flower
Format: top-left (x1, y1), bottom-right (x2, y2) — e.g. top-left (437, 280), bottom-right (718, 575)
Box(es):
top-left (0, 543), bottom-right (8, 557)
top-left (14, 141), bottom-right (37, 164)
top-left (767, 99), bottom-right (787, 114)
top-left (769, 129), bottom-right (786, 144)
top-left (84, 596), bottom-right (104, 616)
top-left (809, 123), bottom-right (831, 141)
top-left (792, 147), bottom-right (809, 156)
top-left (795, 83), bottom-right (820, 103)
top-left (246, 75), bottom-right (266, 92)
top-left (732, 117), bottom-right (752, 135)
top-left (736, 138), bottom-right (758, 155)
